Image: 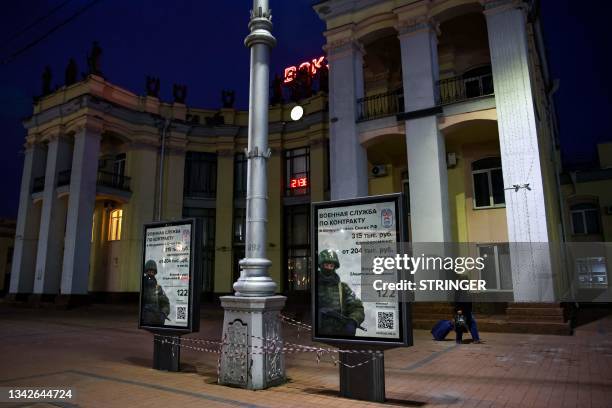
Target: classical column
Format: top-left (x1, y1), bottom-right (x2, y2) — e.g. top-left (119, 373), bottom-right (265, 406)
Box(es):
top-left (9, 142), bottom-right (46, 296)
top-left (118, 143), bottom-right (158, 292)
top-left (33, 133), bottom-right (72, 296)
top-left (484, 0), bottom-right (554, 301)
top-left (213, 149), bottom-right (235, 293)
top-left (325, 37), bottom-right (368, 200)
top-left (60, 122), bottom-right (102, 297)
top-left (397, 16), bottom-right (451, 242)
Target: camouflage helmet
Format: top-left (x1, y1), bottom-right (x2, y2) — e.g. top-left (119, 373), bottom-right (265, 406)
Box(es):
top-left (144, 259), bottom-right (157, 274)
top-left (318, 249), bottom-right (340, 268)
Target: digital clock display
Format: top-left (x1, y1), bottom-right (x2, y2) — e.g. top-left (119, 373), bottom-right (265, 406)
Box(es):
top-left (290, 177), bottom-right (308, 189)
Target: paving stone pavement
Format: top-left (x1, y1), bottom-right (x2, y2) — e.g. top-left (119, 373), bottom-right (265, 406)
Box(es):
top-left (0, 303), bottom-right (610, 408)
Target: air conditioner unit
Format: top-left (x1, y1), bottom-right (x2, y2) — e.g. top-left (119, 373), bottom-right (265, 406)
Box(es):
top-left (370, 165), bottom-right (387, 177)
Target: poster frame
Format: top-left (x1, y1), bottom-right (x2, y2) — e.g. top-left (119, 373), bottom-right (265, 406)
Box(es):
top-left (311, 193), bottom-right (411, 347)
top-left (138, 218), bottom-right (201, 334)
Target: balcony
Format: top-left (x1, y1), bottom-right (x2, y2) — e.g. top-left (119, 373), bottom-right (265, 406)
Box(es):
top-left (357, 89), bottom-right (404, 122)
top-left (355, 72), bottom-right (495, 123)
top-left (437, 72), bottom-right (494, 105)
top-left (97, 170), bottom-right (131, 192)
top-left (56, 169), bottom-right (131, 191)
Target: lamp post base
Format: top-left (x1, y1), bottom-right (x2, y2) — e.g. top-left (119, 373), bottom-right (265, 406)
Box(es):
top-left (218, 295), bottom-right (286, 390)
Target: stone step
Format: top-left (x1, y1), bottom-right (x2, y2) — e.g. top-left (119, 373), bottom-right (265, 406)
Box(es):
top-left (412, 317), bottom-right (571, 335)
top-left (508, 302), bottom-right (564, 308)
top-left (505, 314), bottom-right (566, 322)
top-left (506, 307), bottom-right (565, 317)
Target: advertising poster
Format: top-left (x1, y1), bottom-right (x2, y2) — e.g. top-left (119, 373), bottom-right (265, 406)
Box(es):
top-left (312, 194), bottom-right (409, 346)
top-left (139, 219), bottom-right (198, 332)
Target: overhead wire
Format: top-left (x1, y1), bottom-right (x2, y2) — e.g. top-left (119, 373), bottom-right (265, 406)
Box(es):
top-left (1, 0), bottom-right (104, 65)
top-left (0, 0), bottom-right (74, 51)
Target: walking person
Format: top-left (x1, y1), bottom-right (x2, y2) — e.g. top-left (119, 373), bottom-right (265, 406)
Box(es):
top-left (454, 302), bottom-right (481, 344)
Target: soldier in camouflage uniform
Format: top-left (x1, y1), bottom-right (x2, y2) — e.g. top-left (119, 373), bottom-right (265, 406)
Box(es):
top-left (142, 259), bottom-right (170, 325)
top-left (317, 249), bottom-right (365, 336)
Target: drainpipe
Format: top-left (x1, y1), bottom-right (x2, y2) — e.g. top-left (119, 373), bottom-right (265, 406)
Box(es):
top-left (156, 118), bottom-right (171, 221)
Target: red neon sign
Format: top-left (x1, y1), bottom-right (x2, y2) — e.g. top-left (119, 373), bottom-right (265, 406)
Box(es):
top-left (290, 177), bottom-right (308, 189)
top-left (284, 56), bottom-right (327, 84)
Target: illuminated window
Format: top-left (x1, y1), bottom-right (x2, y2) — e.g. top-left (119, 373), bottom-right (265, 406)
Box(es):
top-left (108, 209), bottom-right (123, 241)
top-left (472, 157), bottom-right (505, 209)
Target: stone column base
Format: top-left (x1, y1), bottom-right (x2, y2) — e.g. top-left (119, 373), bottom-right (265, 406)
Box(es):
top-left (218, 295), bottom-right (286, 390)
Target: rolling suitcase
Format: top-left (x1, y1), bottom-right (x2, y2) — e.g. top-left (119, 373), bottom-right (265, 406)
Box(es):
top-left (431, 319), bottom-right (453, 341)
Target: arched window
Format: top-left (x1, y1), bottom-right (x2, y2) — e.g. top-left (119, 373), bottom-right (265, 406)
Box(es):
top-left (108, 209), bottom-right (123, 241)
top-left (472, 157), bottom-right (505, 209)
top-left (570, 203), bottom-right (600, 235)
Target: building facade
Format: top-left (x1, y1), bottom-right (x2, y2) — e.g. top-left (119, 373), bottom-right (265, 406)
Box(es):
top-left (8, 75), bottom-right (329, 302)
top-left (315, 0), bottom-right (566, 302)
top-left (7, 0), bottom-right (610, 309)
top-left (559, 142), bottom-right (612, 289)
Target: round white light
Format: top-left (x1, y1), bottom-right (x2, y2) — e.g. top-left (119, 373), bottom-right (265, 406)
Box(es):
top-left (290, 105), bottom-right (304, 121)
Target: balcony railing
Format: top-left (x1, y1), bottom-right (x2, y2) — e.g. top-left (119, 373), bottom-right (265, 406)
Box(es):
top-left (437, 73), bottom-right (494, 105)
top-left (355, 72), bottom-right (494, 122)
top-left (55, 169), bottom-right (131, 192)
top-left (357, 89), bottom-right (404, 122)
top-left (97, 170), bottom-right (131, 192)
top-left (32, 176), bottom-right (45, 193)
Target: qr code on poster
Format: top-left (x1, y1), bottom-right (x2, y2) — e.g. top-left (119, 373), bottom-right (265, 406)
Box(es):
top-left (377, 311), bottom-right (394, 330)
top-left (175, 305), bottom-right (187, 321)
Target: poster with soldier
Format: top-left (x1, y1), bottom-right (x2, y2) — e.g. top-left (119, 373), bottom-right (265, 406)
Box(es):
top-left (139, 219), bottom-right (200, 332)
top-left (312, 194), bottom-right (410, 346)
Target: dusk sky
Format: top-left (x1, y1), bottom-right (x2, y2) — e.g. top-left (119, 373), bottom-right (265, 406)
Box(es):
top-left (0, 0), bottom-right (610, 218)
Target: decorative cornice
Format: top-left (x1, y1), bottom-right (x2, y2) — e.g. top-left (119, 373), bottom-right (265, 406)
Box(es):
top-left (40, 126), bottom-right (67, 143)
top-left (70, 116), bottom-right (105, 136)
top-left (128, 141), bottom-right (158, 151)
top-left (481, 0), bottom-right (525, 15)
top-left (217, 148), bottom-right (235, 157)
top-left (309, 136), bottom-right (328, 148)
top-left (323, 37), bottom-right (366, 60)
top-left (24, 134), bottom-right (42, 150)
top-left (166, 146), bottom-right (187, 155)
top-left (395, 16), bottom-right (440, 38)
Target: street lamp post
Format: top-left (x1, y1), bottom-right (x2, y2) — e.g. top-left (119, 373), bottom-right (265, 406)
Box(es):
top-left (233, 0), bottom-right (276, 298)
top-left (218, 0), bottom-right (286, 390)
